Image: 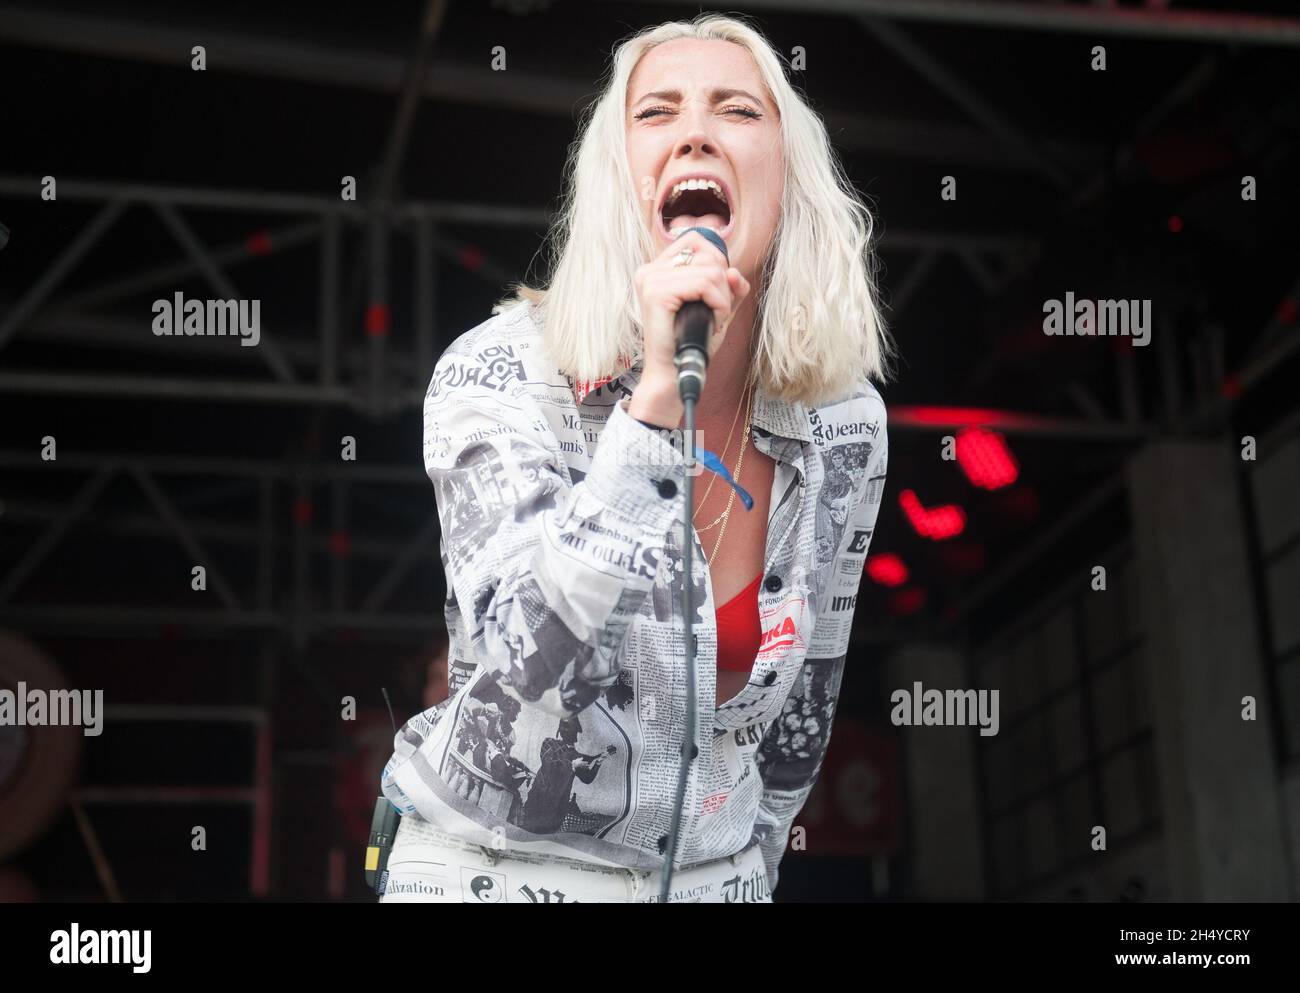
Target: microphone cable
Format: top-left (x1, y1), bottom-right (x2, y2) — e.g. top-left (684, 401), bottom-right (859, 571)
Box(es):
top-left (658, 225), bottom-right (740, 903)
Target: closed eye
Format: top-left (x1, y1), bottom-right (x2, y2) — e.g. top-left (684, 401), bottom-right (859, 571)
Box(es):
top-left (632, 105), bottom-right (763, 121)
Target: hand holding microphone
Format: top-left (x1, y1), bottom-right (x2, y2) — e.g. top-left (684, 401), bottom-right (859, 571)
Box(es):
top-left (671, 227), bottom-right (732, 404)
top-left (628, 228), bottom-right (750, 429)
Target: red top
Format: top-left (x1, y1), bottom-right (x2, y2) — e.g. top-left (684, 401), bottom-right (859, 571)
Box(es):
top-left (715, 573), bottom-right (763, 672)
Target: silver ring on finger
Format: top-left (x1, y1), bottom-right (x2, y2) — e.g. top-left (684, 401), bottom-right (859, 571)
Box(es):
top-left (671, 247), bottom-right (695, 268)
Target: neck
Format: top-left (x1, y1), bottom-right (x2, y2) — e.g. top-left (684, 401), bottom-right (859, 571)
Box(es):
top-left (694, 293), bottom-right (757, 425)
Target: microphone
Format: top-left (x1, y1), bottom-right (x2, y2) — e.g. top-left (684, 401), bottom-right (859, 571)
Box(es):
top-left (672, 227), bottom-right (729, 403)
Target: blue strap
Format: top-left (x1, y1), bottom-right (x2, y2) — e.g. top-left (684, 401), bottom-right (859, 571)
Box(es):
top-left (695, 446), bottom-right (754, 511)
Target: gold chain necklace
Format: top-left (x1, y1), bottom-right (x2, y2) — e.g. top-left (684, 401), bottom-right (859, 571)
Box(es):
top-left (704, 393), bottom-right (754, 566)
top-left (697, 384), bottom-right (754, 533)
top-left (692, 381), bottom-right (749, 528)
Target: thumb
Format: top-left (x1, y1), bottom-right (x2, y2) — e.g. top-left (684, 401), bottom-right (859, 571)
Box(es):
top-left (727, 267), bottom-right (751, 302)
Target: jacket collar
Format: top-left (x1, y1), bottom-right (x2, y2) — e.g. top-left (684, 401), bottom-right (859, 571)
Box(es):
top-left (571, 355), bottom-right (638, 406)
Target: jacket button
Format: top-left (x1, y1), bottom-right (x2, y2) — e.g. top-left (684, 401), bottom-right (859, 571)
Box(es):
top-left (763, 671), bottom-right (778, 686)
top-left (656, 478), bottom-right (677, 499)
top-left (764, 574), bottom-right (783, 593)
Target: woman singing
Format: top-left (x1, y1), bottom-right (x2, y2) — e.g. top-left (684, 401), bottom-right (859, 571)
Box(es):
top-left (379, 13), bottom-right (894, 904)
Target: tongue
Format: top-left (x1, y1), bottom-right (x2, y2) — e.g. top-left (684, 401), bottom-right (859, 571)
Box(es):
top-left (670, 213), bottom-right (727, 232)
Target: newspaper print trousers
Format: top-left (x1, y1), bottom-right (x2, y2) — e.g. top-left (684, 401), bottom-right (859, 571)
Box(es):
top-left (378, 814), bottom-right (773, 904)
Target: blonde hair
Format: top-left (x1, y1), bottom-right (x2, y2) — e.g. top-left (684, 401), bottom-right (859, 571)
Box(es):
top-left (497, 13), bottom-right (895, 405)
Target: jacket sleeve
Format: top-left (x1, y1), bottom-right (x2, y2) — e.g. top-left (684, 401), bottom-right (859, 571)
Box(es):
top-left (754, 402), bottom-right (888, 893)
top-left (424, 343), bottom-right (688, 719)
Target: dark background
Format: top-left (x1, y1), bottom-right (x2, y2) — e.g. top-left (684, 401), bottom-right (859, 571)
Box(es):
top-left (1, 0), bottom-right (1298, 902)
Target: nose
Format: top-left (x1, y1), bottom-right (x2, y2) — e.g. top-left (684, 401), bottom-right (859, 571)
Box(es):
top-left (675, 132), bottom-right (718, 158)
top-left (674, 102), bottom-right (719, 159)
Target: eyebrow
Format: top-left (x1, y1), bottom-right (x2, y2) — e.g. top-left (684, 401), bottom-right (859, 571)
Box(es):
top-left (631, 87), bottom-right (767, 109)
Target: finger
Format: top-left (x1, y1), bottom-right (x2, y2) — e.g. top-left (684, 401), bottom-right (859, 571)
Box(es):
top-left (641, 275), bottom-right (733, 330)
top-left (660, 229), bottom-right (730, 267)
top-left (645, 267), bottom-right (733, 306)
top-left (726, 268), bottom-right (753, 302)
top-left (689, 279), bottom-right (732, 317)
top-left (647, 258), bottom-right (729, 281)
top-left (660, 271), bottom-right (733, 314)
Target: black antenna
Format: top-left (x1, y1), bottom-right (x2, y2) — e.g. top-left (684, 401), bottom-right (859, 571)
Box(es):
top-left (380, 686), bottom-right (398, 735)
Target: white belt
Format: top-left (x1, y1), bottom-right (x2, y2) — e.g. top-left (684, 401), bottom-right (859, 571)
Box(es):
top-left (379, 815), bottom-right (772, 904)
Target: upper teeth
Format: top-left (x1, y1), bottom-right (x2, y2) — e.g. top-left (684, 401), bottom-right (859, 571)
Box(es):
top-left (667, 178), bottom-right (727, 204)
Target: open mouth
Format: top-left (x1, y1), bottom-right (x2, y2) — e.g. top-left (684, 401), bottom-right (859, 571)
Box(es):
top-left (659, 177), bottom-right (732, 237)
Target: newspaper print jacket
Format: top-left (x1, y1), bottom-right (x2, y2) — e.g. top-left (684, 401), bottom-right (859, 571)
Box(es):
top-left (381, 301), bottom-right (889, 892)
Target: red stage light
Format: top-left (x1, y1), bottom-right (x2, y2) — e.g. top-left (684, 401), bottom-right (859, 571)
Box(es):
top-left (903, 406), bottom-right (1006, 427)
top-left (955, 427), bottom-right (1019, 490)
top-left (866, 553), bottom-right (909, 587)
top-left (245, 230), bottom-right (273, 256)
top-left (329, 530), bottom-right (351, 558)
top-left (889, 586), bottom-right (927, 616)
top-left (365, 302), bottom-right (390, 338)
top-left (899, 489), bottom-right (966, 540)
top-left (1167, 215), bottom-right (1183, 233)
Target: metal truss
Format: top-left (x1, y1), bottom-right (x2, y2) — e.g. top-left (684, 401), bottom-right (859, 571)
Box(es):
top-left (647, 0), bottom-right (1300, 48)
top-left (0, 449), bottom-right (440, 647)
top-left (0, 172), bottom-right (549, 414)
top-left (0, 4), bottom-right (1108, 175)
top-left (0, 173), bottom-right (1045, 419)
